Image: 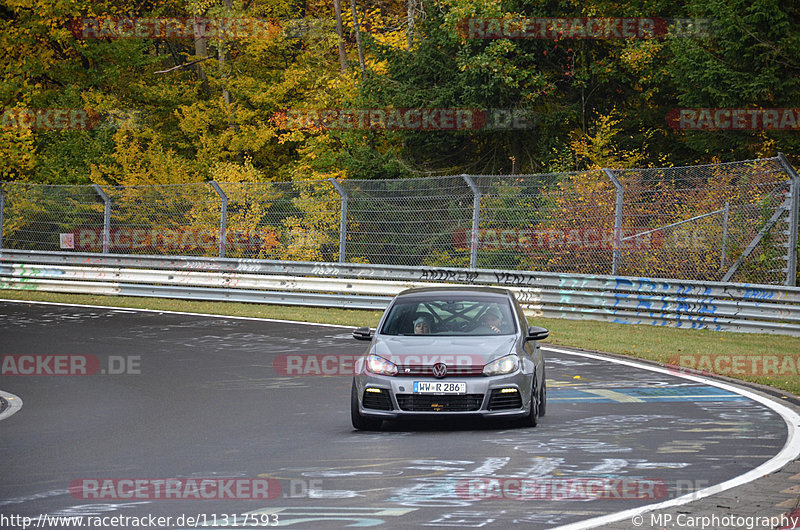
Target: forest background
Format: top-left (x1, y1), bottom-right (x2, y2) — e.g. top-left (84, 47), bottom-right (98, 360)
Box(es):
top-left (2, 0), bottom-right (799, 186)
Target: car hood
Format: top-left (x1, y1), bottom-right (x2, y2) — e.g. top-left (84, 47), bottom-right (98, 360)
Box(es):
top-left (373, 335), bottom-right (517, 365)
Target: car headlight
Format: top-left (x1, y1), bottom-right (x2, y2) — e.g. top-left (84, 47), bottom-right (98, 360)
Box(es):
top-left (366, 354), bottom-right (398, 376)
top-left (483, 355), bottom-right (520, 376)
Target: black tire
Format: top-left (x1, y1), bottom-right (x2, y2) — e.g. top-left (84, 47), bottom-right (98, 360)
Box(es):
top-left (351, 381), bottom-right (383, 430)
top-left (538, 367), bottom-right (547, 417)
top-left (520, 375), bottom-right (539, 428)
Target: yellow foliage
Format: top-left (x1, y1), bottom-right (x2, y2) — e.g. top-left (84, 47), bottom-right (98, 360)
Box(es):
top-left (210, 157), bottom-right (264, 183)
top-left (89, 133), bottom-right (199, 187)
top-left (570, 111), bottom-right (646, 170)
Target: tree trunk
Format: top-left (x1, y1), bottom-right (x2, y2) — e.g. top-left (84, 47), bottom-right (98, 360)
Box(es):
top-left (220, 0), bottom-right (232, 106)
top-left (219, 0), bottom-right (239, 138)
top-left (192, 17), bottom-right (210, 92)
top-left (334, 0), bottom-right (348, 73)
top-left (350, 0), bottom-right (365, 77)
top-left (406, 0), bottom-right (414, 49)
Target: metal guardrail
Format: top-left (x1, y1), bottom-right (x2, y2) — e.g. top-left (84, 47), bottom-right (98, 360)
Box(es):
top-left (1, 249), bottom-right (799, 336)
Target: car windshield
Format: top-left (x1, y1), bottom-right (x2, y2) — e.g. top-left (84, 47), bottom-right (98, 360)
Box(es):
top-left (380, 296), bottom-right (516, 336)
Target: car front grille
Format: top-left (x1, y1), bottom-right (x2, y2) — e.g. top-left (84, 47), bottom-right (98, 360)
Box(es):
top-left (362, 389), bottom-right (393, 410)
top-left (395, 393), bottom-right (484, 412)
top-left (396, 365), bottom-right (484, 377)
top-left (488, 389), bottom-right (523, 410)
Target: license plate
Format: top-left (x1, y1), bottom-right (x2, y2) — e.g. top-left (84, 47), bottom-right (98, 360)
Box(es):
top-left (413, 381), bottom-right (466, 394)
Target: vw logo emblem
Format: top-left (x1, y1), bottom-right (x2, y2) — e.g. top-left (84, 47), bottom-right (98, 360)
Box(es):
top-left (432, 363), bottom-right (447, 378)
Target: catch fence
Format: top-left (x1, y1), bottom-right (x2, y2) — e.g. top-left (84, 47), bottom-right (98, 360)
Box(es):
top-left (0, 155), bottom-right (797, 285)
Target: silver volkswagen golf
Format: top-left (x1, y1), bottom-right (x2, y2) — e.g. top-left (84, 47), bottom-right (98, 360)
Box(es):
top-left (351, 287), bottom-right (548, 430)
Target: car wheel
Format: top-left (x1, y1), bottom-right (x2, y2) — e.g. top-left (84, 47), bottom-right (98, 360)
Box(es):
top-left (351, 381), bottom-right (383, 431)
top-left (538, 367), bottom-right (546, 417)
top-left (520, 375), bottom-right (539, 428)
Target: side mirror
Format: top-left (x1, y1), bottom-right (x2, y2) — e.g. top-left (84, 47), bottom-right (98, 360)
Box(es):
top-left (353, 327), bottom-right (374, 341)
top-left (526, 325), bottom-right (549, 342)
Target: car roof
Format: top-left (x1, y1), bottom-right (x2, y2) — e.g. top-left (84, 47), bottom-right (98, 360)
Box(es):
top-left (394, 286), bottom-right (513, 299)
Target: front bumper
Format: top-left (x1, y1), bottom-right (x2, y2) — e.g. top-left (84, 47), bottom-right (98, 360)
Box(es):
top-left (354, 372), bottom-right (532, 419)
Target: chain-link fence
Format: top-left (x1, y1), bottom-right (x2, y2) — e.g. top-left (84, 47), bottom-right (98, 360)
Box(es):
top-left (613, 157), bottom-right (795, 285)
top-left (1, 155), bottom-right (797, 285)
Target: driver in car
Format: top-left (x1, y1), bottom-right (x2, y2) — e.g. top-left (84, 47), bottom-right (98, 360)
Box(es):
top-left (476, 306), bottom-right (504, 334)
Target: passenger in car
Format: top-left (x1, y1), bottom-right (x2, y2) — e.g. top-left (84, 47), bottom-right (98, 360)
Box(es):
top-left (413, 315), bottom-right (432, 334)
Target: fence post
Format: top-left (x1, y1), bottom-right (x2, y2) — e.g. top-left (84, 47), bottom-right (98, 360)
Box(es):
top-left (328, 178), bottom-right (347, 263)
top-left (92, 184), bottom-right (110, 254)
top-left (721, 201), bottom-right (730, 269)
top-left (603, 169), bottom-right (624, 275)
top-left (777, 153), bottom-right (799, 286)
top-left (463, 175), bottom-right (481, 269)
top-left (209, 181), bottom-right (228, 258)
top-left (0, 183), bottom-right (4, 249)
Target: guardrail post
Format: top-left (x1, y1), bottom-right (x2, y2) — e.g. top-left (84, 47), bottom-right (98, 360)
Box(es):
top-left (777, 153), bottom-right (799, 286)
top-left (0, 183), bottom-right (4, 249)
top-left (92, 184), bottom-right (110, 254)
top-left (463, 175), bottom-right (481, 269)
top-left (209, 181), bottom-right (228, 258)
top-left (603, 169), bottom-right (624, 276)
top-left (328, 178), bottom-right (347, 263)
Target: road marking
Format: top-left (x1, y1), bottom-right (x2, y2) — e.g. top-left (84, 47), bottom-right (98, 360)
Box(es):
top-left (542, 346), bottom-right (800, 530)
top-left (580, 389), bottom-right (645, 402)
top-left (0, 298), bottom-right (354, 329)
top-left (0, 390), bottom-right (22, 422)
top-left (548, 385), bottom-right (748, 403)
top-left (0, 488), bottom-right (68, 508)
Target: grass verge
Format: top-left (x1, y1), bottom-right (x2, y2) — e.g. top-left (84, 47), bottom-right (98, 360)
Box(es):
top-left (2, 289), bottom-right (798, 396)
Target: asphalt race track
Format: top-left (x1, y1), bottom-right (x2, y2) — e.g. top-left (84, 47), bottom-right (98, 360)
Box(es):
top-left (0, 300), bottom-right (792, 529)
